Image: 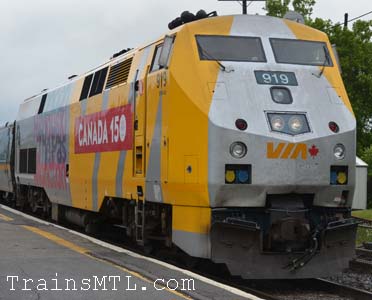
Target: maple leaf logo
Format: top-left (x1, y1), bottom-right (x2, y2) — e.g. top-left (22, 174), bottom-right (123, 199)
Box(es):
top-left (308, 145), bottom-right (319, 158)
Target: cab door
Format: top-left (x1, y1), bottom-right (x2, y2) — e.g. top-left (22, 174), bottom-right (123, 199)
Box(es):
top-left (145, 36), bottom-right (174, 185)
top-left (133, 67), bottom-right (147, 177)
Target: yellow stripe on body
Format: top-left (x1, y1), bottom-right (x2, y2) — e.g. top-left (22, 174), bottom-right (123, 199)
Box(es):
top-left (163, 16), bottom-right (234, 207)
top-left (0, 213), bottom-right (13, 221)
top-left (21, 225), bottom-right (191, 299)
top-left (68, 78), bottom-right (92, 210)
top-left (164, 16), bottom-right (233, 235)
top-left (284, 20), bottom-right (354, 115)
top-left (99, 67), bottom-right (135, 202)
top-left (69, 83), bottom-right (103, 211)
top-left (172, 206), bottom-right (211, 234)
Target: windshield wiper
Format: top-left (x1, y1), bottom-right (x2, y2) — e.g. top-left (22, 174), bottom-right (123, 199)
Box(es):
top-left (313, 46), bottom-right (330, 78)
top-left (199, 46), bottom-right (233, 73)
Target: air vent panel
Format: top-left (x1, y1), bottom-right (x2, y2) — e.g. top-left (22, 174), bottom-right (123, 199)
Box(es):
top-left (106, 57), bottom-right (133, 89)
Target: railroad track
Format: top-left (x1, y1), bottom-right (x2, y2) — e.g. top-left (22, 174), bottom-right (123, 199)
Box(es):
top-left (351, 242), bottom-right (372, 273)
top-left (353, 216), bottom-right (372, 227)
top-left (228, 278), bottom-right (372, 300)
top-left (351, 220), bottom-right (372, 273)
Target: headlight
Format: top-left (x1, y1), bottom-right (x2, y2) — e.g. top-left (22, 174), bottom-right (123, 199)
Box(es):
top-left (289, 116), bottom-right (303, 132)
top-left (267, 113), bottom-right (310, 135)
top-left (334, 144), bottom-right (345, 160)
top-left (230, 142), bottom-right (247, 159)
top-left (270, 116), bottom-right (285, 131)
top-left (270, 87), bottom-right (292, 104)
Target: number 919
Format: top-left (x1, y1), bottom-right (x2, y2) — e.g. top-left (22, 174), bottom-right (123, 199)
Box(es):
top-left (262, 73), bottom-right (289, 85)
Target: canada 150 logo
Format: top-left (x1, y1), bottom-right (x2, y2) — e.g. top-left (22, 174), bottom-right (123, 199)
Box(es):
top-left (74, 105), bottom-right (133, 154)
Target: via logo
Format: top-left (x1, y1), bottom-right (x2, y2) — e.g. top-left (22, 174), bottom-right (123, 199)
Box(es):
top-left (267, 142), bottom-right (319, 160)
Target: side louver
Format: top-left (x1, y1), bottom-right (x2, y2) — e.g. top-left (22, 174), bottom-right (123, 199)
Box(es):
top-left (105, 57), bottom-right (133, 89)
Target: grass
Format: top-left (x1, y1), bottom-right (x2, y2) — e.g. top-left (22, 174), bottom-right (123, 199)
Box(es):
top-left (352, 210), bottom-right (372, 246)
top-left (355, 226), bottom-right (372, 246)
top-left (352, 209), bottom-right (372, 221)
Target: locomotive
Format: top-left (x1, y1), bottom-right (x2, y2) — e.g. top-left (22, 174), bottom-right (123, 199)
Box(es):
top-left (0, 11), bottom-right (358, 279)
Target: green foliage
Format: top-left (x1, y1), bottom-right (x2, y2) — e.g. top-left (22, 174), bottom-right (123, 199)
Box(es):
top-left (360, 148), bottom-right (372, 208)
top-left (353, 209), bottom-right (372, 221)
top-left (361, 146), bottom-right (372, 177)
top-left (316, 20), bottom-right (372, 156)
top-left (265, 0), bottom-right (291, 18)
top-left (265, 0), bottom-right (315, 21)
top-left (355, 226), bottom-right (372, 246)
top-left (292, 0), bottom-right (316, 20)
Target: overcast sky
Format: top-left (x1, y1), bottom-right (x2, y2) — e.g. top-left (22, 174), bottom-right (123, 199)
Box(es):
top-left (0, 0), bottom-right (371, 125)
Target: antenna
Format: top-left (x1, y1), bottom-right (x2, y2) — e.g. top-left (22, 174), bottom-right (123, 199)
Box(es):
top-left (218, 0), bottom-right (266, 15)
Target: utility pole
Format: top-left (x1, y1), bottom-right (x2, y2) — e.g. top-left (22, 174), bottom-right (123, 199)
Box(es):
top-left (344, 13), bottom-right (349, 29)
top-left (218, 0), bottom-right (266, 15)
top-left (243, 0), bottom-right (248, 14)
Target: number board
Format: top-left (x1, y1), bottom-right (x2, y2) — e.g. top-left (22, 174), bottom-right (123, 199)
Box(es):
top-left (254, 71), bottom-right (298, 86)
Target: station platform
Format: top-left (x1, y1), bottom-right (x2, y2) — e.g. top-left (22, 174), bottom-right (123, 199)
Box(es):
top-left (0, 205), bottom-right (262, 300)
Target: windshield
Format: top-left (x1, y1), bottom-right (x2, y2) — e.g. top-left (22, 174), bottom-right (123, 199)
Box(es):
top-left (270, 38), bottom-right (332, 66)
top-left (196, 35), bottom-right (266, 62)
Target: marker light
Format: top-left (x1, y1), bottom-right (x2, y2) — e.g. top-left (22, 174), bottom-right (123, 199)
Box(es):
top-left (225, 170), bottom-right (236, 183)
top-left (237, 170), bottom-right (249, 183)
top-left (225, 164), bottom-right (252, 184)
top-left (235, 119), bottom-right (248, 131)
top-left (330, 166), bottom-right (348, 185)
top-left (334, 144), bottom-right (345, 160)
top-left (329, 122), bottom-right (339, 133)
top-left (330, 171), bottom-right (338, 185)
top-left (289, 116), bottom-right (303, 132)
top-left (337, 172), bottom-right (347, 184)
top-left (230, 142), bottom-right (247, 159)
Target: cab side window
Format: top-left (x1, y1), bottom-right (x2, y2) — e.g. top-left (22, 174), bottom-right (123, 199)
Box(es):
top-left (150, 44), bottom-right (163, 72)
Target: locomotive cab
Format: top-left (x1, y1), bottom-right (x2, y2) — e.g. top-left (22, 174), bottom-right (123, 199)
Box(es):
top-left (166, 14), bottom-right (357, 278)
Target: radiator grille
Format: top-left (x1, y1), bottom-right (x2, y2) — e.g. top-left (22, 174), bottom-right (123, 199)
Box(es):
top-left (106, 57), bottom-right (133, 89)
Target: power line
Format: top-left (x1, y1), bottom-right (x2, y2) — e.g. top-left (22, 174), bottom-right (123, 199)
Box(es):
top-left (333, 10), bottom-right (372, 28)
top-left (348, 10), bottom-right (372, 23)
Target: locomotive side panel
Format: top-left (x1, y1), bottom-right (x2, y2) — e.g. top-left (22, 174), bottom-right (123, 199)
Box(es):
top-left (165, 17), bottom-right (234, 257)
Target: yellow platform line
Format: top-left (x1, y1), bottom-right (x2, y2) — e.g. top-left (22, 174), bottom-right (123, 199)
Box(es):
top-left (22, 225), bottom-right (88, 254)
top-left (22, 225), bottom-right (191, 300)
top-left (0, 164), bottom-right (9, 171)
top-left (0, 213), bottom-right (13, 221)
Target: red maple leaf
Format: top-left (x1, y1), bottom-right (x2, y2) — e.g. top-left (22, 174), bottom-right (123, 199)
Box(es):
top-left (308, 145), bottom-right (319, 158)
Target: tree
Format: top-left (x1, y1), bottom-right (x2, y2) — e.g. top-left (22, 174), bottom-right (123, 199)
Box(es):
top-left (265, 0), bottom-right (290, 18)
top-left (265, 0), bottom-right (315, 21)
